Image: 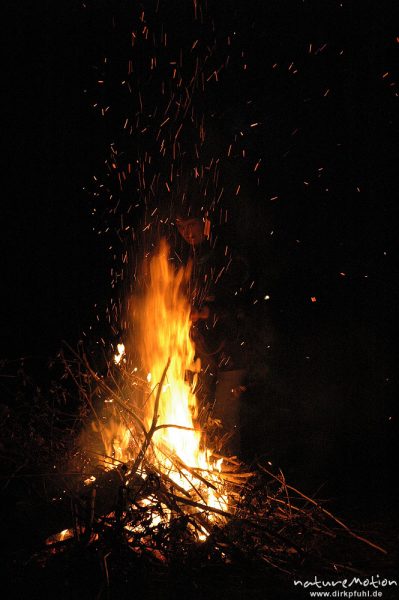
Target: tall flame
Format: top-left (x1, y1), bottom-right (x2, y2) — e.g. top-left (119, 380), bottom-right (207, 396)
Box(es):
top-left (136, 240), bottom-right (209, 477)
top-left (92, 239), bottom-right (226, 520)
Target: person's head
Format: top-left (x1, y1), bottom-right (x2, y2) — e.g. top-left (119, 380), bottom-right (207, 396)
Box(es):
top-left (171, 166), bottom-right (213, 245)
top-left (174, 178), bottom-right (208, 246)
top-left (176, 216), bottom-right (205, 246)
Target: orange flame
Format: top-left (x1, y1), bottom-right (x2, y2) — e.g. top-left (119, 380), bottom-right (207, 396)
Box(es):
top-left (92, 417), bottom-right (133, 465)
top-left (133, 239), bottom-right (226, 515)
top-left (137, 239), bottom-right (202, 468)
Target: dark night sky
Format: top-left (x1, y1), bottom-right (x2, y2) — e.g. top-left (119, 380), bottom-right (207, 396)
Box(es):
top-left (2, 1), bottom-right (397, 353)
top-left (2, 1), bottom-right (398, 503)
top-left (3, 1), bottom-right (107, 356)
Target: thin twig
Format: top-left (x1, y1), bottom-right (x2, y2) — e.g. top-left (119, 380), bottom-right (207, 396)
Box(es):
top-left (258, 464), bottom-right (387, 555)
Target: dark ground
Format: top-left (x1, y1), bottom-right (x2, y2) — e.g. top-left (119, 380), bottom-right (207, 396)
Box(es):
top-left (1, 0), bottom-right (398, 597)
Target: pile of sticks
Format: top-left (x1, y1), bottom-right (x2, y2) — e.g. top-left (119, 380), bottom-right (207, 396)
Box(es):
top-left (44, 348), bottom-right (386, 577)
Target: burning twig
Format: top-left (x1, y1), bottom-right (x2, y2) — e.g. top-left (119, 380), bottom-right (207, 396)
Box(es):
top-left (129, 357), bottom-right (171, 475)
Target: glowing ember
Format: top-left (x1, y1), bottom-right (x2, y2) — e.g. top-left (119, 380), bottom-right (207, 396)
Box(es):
top-left (84, 475), bottom-right (97, 486)
top-left (113, 343), bottom-right (126, 365)
top-left (45, 528), bottom-right (74, 545)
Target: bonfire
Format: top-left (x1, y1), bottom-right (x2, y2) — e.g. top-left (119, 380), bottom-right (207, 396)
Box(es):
top-left (41, 240), bottom-right (387, 581)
